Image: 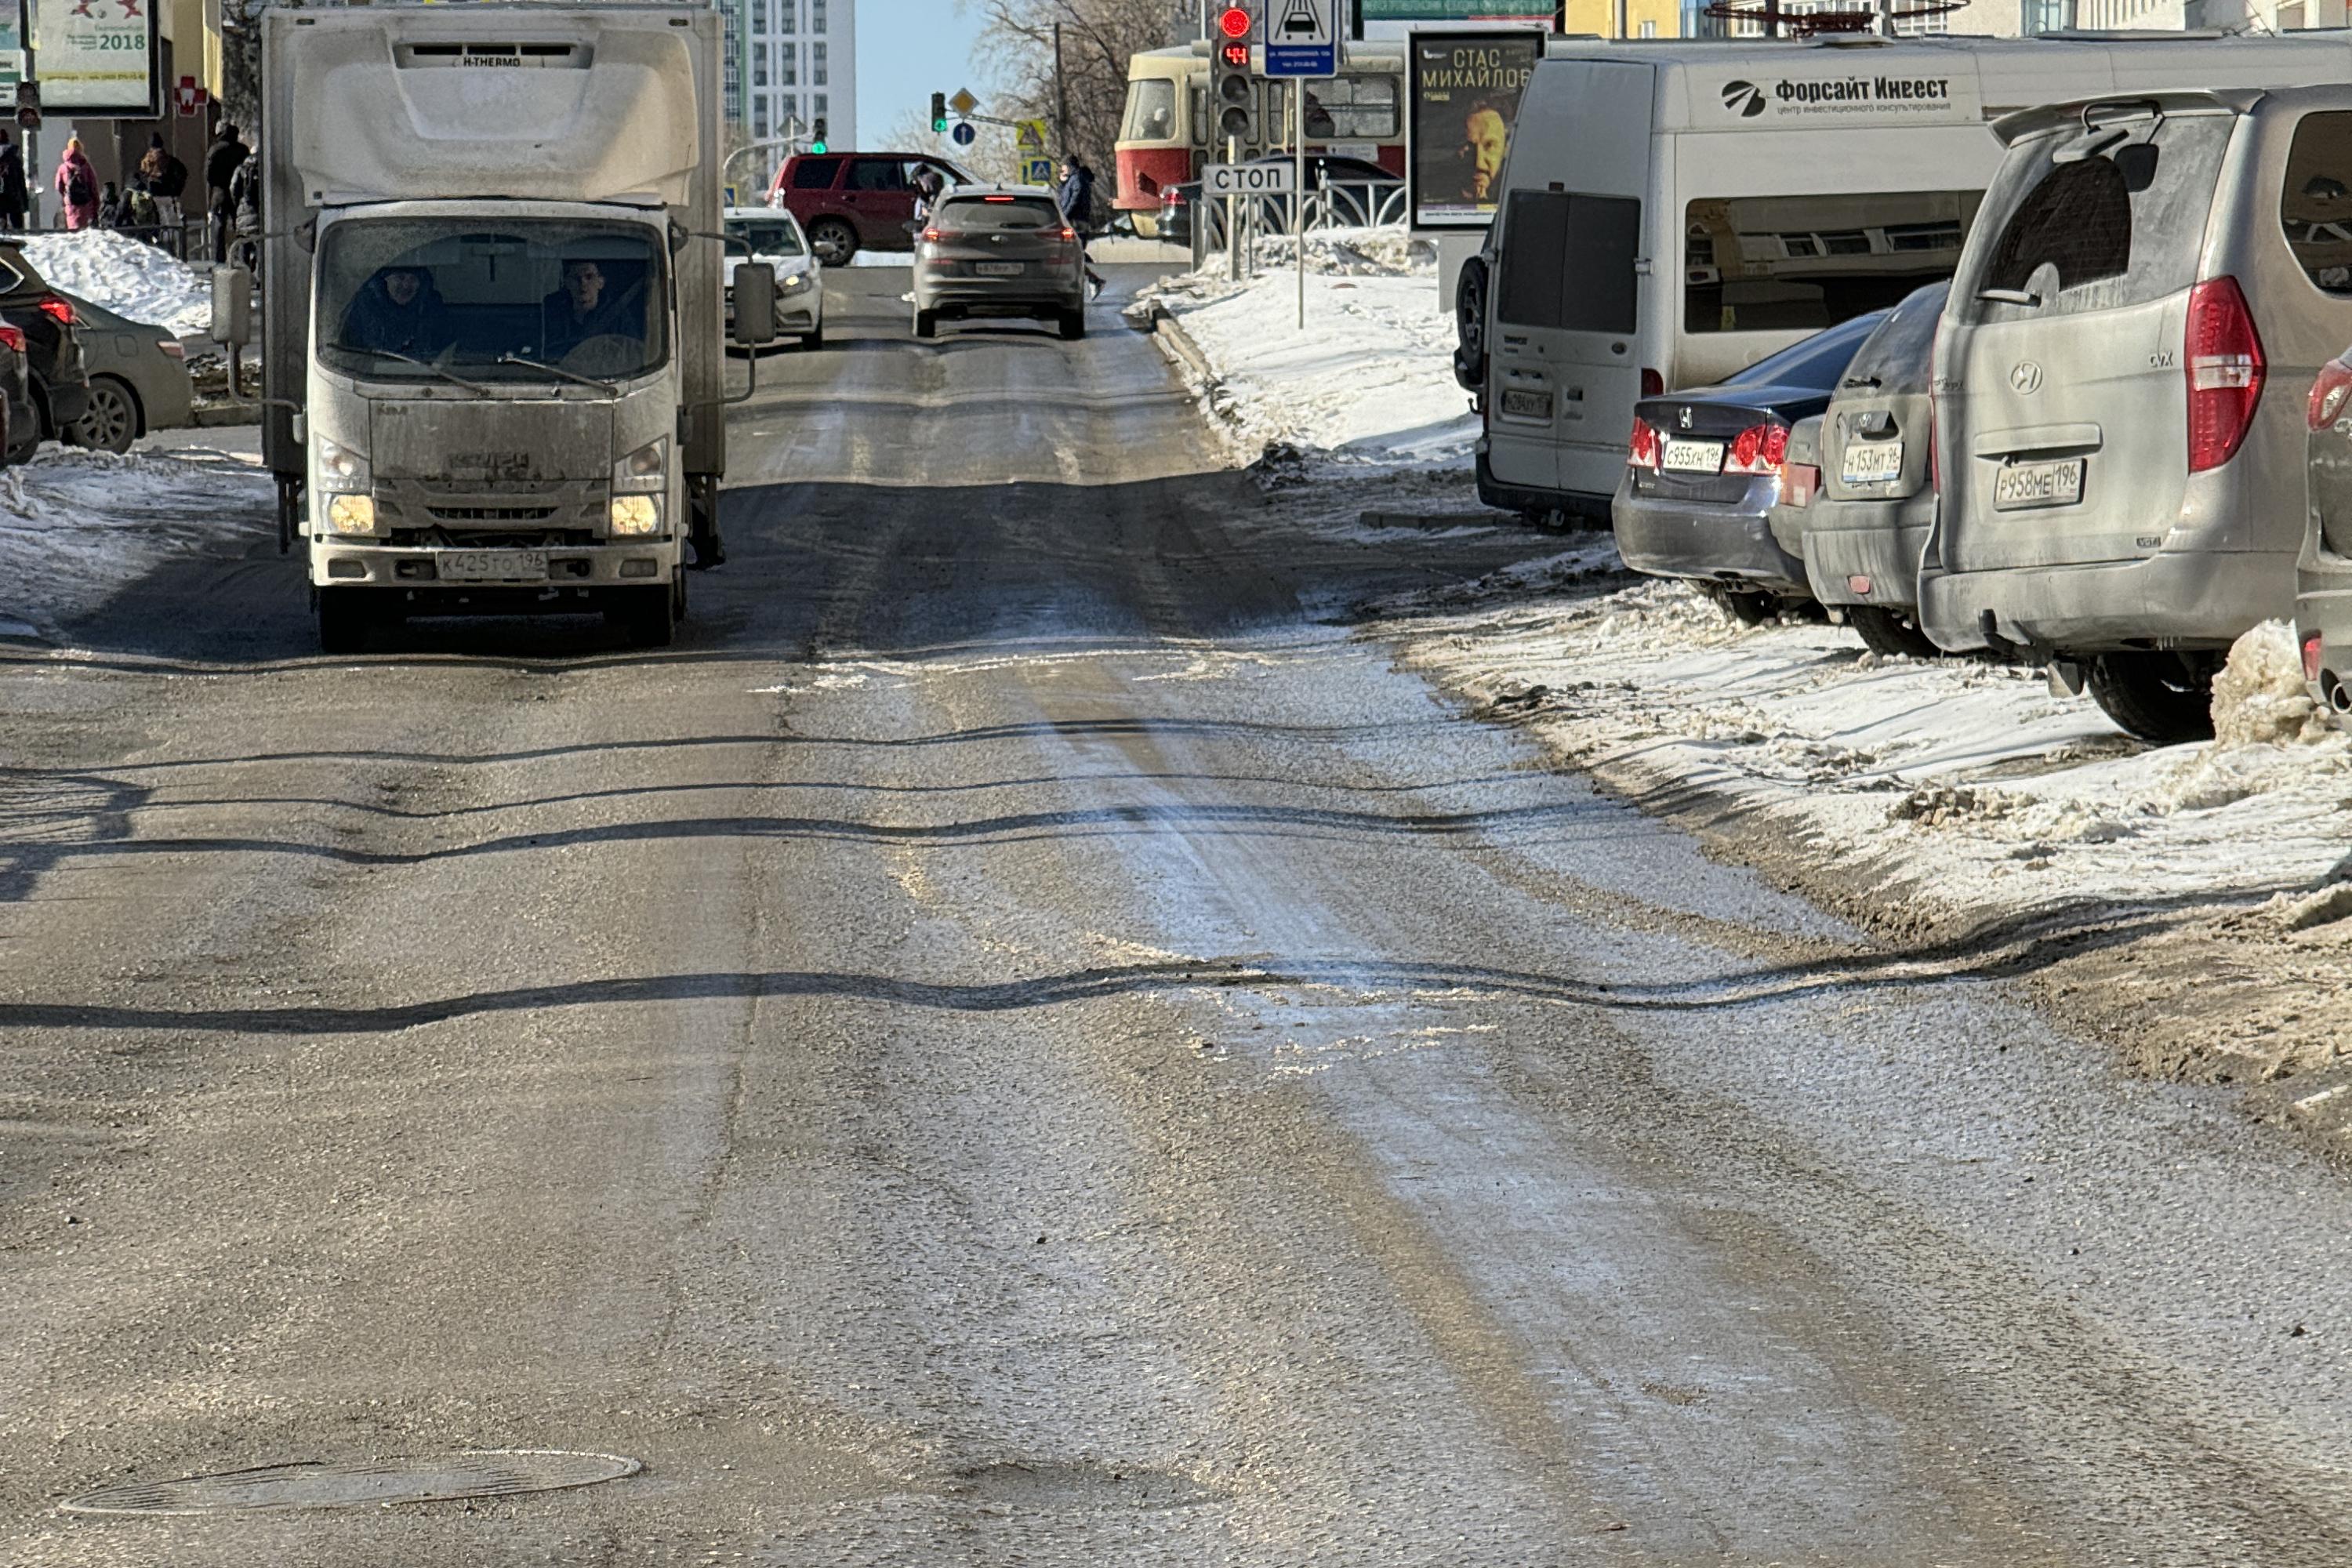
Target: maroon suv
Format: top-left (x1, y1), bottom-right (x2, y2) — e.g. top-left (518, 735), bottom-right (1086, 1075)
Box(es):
top-left (771, 152), bottom-right (978, 267)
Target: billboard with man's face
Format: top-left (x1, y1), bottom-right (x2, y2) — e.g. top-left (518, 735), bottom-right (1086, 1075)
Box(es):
top-left (1409, 30), bottom-right (1541, 230)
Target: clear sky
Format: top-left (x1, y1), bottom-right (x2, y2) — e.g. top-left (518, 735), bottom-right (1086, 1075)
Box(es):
top-left (857, 0), bottom-right (991, 146)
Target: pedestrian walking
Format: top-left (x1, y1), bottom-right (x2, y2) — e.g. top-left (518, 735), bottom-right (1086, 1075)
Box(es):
top-left (1058, 154), bottom-right (1105, 299)
top-left (96, 181), bottom-right (122, 230)
top-left (0, 131), bottom-right (28, 232)
top-left (54, 138), bottom-right (99, 231)
top-left (139, 132), bottom-right (189, 244)
top-left (205, 122), bottom-right (249, 263)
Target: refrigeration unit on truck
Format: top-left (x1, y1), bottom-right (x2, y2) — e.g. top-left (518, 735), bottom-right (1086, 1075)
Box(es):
top-left (245, 2), bottom-right (775, 652)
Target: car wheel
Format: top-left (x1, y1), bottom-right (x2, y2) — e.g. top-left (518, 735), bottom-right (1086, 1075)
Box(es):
top-left (316, 589), bottom-right (375, 655)
top-left (1058, 309), bottom-right (1086, 343)
top-left (607, 584), bottom-right (676, 649)
top-left (1453, 256), bottom-right (1490, 393)
top-left (914, 309), bottom-right (938, 340)
top-left (1846, 604), bottom-right (1940, 659)
top-left (2087, 652), bottom-right (2216, 744)
top-left (809, 219), bottom-right (858, 267)
top-left (74, 376), bottom-right (139, 456)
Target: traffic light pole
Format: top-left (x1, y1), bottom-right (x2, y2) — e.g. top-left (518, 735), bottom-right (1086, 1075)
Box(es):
top-left (1225, 133), bottom-right (1241, 282)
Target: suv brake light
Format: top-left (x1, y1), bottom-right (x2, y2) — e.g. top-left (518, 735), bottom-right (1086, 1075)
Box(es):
top-left (35, 296), bottom-right (73, 327)
top-left (1628, 416), bottom-right (1661, 470)
top-left (2310, 355), bottom-right (2352, 432)
top-left (0, 325), bottom-right (23, 353)
top-left (1722, 421), bottom-right (1788, 477)
top-left (2187, 275), bottom-right (2264, 473)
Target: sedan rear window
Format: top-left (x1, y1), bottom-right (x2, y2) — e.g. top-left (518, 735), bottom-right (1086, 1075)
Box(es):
top-left (1955, 112), bottom-right (2231, 324)
top-left (937, 197), bottom-right (1063, 233)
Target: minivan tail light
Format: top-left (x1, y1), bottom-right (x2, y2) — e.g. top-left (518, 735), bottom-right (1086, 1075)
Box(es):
top-left (1722, 421), bottom-right (1788, 477)
top-left (1640, 367), bottom-right (1664, 397)
top-left (2305, 632), bottom-right (2325, 684)
top-left (2187, 275), bottom-right (2264, 474)
top-left (2310, 355), bottom-right (2352, 432)
top-left (1628, 415), bottom-right (1661, 470)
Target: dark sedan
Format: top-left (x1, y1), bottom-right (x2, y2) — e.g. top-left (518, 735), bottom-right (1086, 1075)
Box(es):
top-left (1613, 310), bottom-right (1890, 623)
top-left (0, 241), bottom-right (89, 441)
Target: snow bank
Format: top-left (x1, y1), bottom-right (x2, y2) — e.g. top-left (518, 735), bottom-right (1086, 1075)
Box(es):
top-left (1138, 227), bottom-right (1474, 467)
top-left (19, 230), bottom-right (211, 336)
top-left (0, 442), bottom-right (272, 637)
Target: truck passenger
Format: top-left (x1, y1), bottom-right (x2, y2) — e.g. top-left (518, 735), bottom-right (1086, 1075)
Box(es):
top-left (340, 266), bottom-right (452, 360)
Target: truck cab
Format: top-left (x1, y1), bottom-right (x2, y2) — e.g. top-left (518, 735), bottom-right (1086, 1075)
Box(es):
top-left (256, 5), bottom-right (749, 652)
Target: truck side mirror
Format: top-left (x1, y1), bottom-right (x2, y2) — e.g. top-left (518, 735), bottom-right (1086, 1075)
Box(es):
top-left (731, 263), bottom-right (777, 347)
top-left (211, 265), bottom-right (254, 347)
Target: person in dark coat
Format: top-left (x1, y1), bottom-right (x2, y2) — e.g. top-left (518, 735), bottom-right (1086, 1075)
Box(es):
top-left (205, 122), bottom-right (249, 263)
top-left (95, 181), bottom-right (121, 230)
top-left (1058, 154), bottom-right (1104, 298)
top-left (0, 131), bottom-right (27, 231)
top-left (339, 266), bottom-right (453, 359)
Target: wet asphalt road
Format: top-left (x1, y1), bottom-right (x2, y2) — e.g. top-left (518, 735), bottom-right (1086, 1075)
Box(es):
top-left (5, 267), bottom-right (2352, 1565)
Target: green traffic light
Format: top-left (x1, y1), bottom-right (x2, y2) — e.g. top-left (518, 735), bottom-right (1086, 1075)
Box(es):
top-left (811, 140), bottom-right (828, 154)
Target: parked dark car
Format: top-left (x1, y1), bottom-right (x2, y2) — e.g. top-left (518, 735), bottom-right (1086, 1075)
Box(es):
top-left (1158, 153), bottom-right (1401, 247)
top-left (1613, 310), bottom-right (1889, 623)
top-left (0, 323), bottom-right (33, 465)
top-left (60, 292), bottom-right (193, 454)
top-left (772, 151), bottom-right (976, 267)
top-left (0, 241), bottom-right (89, 443)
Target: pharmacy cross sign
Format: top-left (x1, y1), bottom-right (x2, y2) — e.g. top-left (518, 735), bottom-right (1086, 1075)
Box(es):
top-left (1262, 0), bottom-right (1337, 78)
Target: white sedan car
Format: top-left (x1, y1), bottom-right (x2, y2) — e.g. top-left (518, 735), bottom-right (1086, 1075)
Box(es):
top-left (724, 205), bottom-right (825, 350)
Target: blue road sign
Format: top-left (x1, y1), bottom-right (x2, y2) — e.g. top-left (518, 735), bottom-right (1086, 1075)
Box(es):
top-left (952, 120), bottom-right (978, 147)
top-left (1263, 0), bottom-right (1337, 78)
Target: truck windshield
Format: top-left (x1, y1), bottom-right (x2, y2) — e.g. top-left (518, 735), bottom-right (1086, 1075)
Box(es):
top-left (318, 218), bottom-right (668, 386)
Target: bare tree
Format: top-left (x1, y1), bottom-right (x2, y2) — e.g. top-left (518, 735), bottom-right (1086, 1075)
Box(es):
top-left (219, 0), bottom-right (265, 134)
top-left (884, 109), bottom-right (1025, 187)
top-left (972, 0), bottom-right (1186, 171)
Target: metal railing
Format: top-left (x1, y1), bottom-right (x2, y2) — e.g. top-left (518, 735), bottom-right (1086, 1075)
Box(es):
top-left (1182, 179), bottom-right (1408, 253)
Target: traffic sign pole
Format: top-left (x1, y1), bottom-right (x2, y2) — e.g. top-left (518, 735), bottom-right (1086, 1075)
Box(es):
top-left (1295, 78), bottom-right (1305, 331)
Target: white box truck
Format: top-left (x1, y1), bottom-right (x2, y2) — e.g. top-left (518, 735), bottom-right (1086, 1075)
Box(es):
top-left (247, 2), bottom-right (765, 652)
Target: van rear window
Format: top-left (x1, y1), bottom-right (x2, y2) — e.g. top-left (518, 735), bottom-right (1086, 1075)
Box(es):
top-left (1496, 191), bottom-right (1639, 336)
top-left (2282, 110), bottom-right (2352, 296)
top-left (1953, 113), bottom-right (2230, 325)
top-left (1683, 190), bottom-right (1980, 335)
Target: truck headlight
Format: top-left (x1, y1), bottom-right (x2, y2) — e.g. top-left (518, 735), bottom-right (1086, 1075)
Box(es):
top-left (612, 435), bottom-right (667, 495)
top-left (317, 434), bottom-right (370, 494)
top-left (609, 495), bottom-right (660, 535)
top-left (327, 494), bottom-right (377, 535)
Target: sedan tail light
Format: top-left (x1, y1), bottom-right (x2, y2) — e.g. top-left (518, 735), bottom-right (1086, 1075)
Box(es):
top-left (0, 324), bottom-right (24, 353)
top-left (2187, 275), bottom-right (2264, 473)
top-left (35, 296), bottom-right (73, 327)
top-left (1628, 415), bottom-right (1661, 470)
top-left (2310, 355), bottom-right (2352, 432)
top-left (1722, 422), bottom-right (1789, 477)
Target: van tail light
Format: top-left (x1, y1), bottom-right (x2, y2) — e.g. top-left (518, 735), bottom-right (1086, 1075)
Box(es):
top-left (1722, 421), bottom-right (1788, 477)
top-left (0, 325), bottom-right (24, 354)
top-left (2187, 275), bottom-right (2264, 473)
top-left (2306, 632), bottom-right (2325, 684)
top-left (2310, 355), bottom-right (2352, 432)
top-left (1640, 367), bottom-right (1664, 397)
top-left (1628, 416), bottom-right (1661, 470)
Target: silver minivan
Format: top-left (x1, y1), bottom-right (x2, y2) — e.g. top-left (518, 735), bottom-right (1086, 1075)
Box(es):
top-left (1783, 281), bottom-right (1947, 658)
top-left (1921, 88), bottom-right (2352, 742)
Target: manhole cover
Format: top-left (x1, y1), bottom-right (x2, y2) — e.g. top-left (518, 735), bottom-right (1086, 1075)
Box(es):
top-left (60, 1450), bottom-right (641, 1515)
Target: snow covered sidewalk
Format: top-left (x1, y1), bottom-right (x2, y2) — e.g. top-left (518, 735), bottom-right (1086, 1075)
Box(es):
top-left (0, 436), bottom-right (274, 639)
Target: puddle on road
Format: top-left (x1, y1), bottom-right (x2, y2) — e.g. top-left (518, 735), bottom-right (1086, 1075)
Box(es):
top-left (940, 1460), bottom-right (1225, 1513)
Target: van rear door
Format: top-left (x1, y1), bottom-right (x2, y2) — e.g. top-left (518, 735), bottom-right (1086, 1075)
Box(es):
top-left (1943, 106), bottom-right (2236, 573)
top-left (1485, 63), bottom-right (1653, 504)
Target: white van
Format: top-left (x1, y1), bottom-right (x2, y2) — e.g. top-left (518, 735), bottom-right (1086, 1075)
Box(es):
top-left (1465, 33), bottom-right (2352, 522)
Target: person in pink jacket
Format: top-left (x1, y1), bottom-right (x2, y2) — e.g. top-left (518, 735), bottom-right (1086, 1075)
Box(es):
top-left (53, 137), bottom-right (98, 230)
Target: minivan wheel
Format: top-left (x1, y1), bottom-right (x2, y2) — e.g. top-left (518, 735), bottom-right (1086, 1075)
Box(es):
top-left (809, 219), bottom-right (858, 267)
top-left (1453, 255), bottom-right (1489, 392)
top-left (1846, 604), bottom-right (1940, 659)
top-left (1701, 584), bottom-right (1778, 626)
top-left (2086, 652), bottom-right (2216, 745)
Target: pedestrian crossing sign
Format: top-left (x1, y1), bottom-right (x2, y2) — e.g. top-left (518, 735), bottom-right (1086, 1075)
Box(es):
top-left (1015, 118), bottom-right (1049, 154)
top-left (1022, 156), bottom-right (1054, 187)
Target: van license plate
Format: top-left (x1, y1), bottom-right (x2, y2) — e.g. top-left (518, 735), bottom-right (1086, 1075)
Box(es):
top-left (1994, 458), bottom-right (2085, 510)
top-left (976, 262), bottom-right (1025, 277)
top-left (1663, 439), bottom-right (1723, 474)
top-left (440, 550), bottom-right (549, 582)
top-left (1842, 441), bottom-right (1903, 485)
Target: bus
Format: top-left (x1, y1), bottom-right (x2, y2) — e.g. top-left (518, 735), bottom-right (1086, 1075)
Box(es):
top-left (1115, 42), bottom-right (1406, 237)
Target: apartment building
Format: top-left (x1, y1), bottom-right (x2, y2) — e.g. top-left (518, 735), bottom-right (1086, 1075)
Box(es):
top-left (732, 0), bottom-right (858, 173)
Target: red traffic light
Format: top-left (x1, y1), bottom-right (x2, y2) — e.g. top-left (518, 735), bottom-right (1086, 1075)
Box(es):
top-left (1217, 5), bottom-right (1252, 38)
top-left (1218, 41), bottom-right (1249, 69)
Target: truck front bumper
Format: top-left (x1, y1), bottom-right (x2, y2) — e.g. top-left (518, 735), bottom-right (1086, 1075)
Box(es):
top-left (310, 538), bottom-right (680, 592)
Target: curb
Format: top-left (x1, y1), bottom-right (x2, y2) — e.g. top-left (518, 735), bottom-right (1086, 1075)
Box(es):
top-left (1134, 300), bottom-right (1221, 393)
